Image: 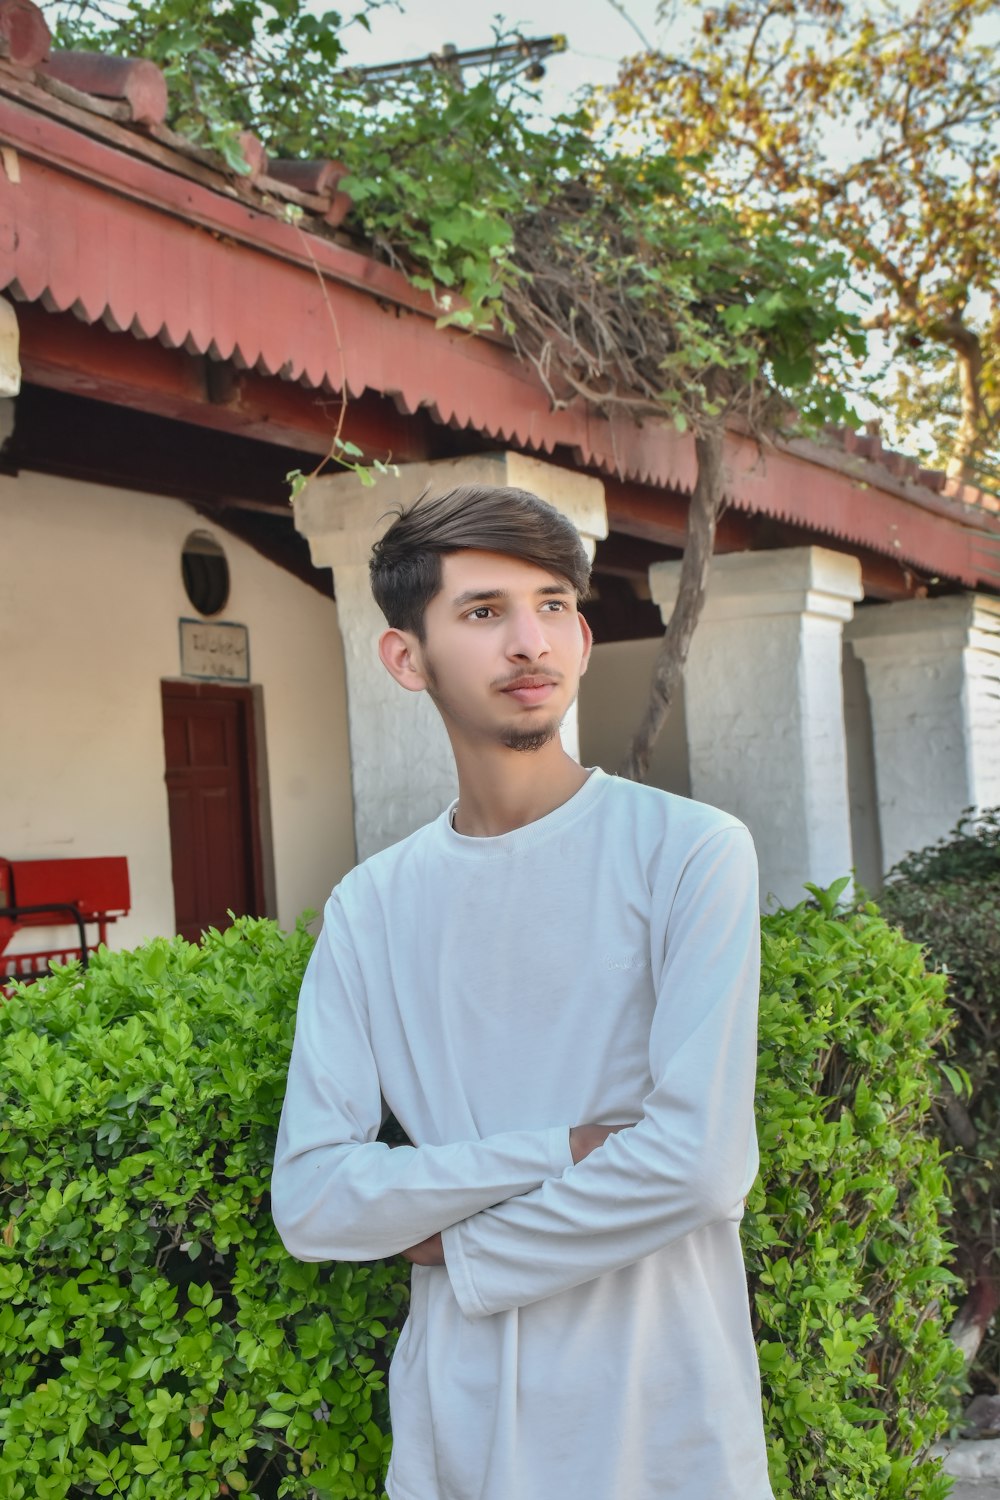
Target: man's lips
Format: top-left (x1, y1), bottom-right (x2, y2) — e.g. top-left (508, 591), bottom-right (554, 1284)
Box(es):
top-left (499, 676), bottom-right (559, 706)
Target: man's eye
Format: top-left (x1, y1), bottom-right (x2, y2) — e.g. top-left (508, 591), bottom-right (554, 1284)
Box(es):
top-left (468, 607), bottom-right (494, 620)
top-left (542, 600), bottom-right (568, 612)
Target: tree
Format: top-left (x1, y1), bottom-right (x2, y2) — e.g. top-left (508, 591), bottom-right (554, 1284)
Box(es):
top-left (609, 0), bottom-right (1000, 490)
top-left (47, 0), bottom-right (864, 776)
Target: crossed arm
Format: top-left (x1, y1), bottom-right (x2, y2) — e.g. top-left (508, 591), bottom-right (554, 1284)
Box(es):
top-left (272, 825), bottom-right (761, 1314)
top-left (400, 1123), bottom-right (631, 1266)
top-left (270, 914), bottom-right (633, 1265)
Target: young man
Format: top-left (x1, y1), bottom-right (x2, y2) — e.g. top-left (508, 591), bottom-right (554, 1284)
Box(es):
top-left (272, 484), bottom-right (774, 1500)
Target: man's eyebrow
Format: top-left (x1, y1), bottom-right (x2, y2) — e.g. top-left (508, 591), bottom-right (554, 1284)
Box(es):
top-left (451, 584), bottom-right (573, 608)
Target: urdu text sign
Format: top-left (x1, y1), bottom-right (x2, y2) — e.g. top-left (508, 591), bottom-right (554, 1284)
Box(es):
top-left (179, 619), bottom-right (250, 682)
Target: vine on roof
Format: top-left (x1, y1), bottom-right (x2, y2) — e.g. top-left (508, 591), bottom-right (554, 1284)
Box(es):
top-left (45, 0), bottom-right (865, 444)
top-left (502, 156), bottom-right (862, 439)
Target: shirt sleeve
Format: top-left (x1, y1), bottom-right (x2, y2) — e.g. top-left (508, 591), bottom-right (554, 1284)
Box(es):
top-left (441, 824), bottom-right (762, 1319)
top-left (271, 891), bottom-right (573, 1263)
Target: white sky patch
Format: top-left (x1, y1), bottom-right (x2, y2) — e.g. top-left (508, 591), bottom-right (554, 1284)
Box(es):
top-left (335, 0), bottom-right (668, 115)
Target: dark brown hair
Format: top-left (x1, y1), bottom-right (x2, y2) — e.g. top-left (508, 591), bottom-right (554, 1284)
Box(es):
top-left (369, 484), bottom-right (591, 638)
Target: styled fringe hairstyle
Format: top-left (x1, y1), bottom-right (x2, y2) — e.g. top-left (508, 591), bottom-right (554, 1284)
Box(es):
top-left (369, 484), bottom-right (591, 639)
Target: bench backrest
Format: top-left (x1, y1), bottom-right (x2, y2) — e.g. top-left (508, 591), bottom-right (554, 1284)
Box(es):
top-left (0, 855), bottom-right (131, 927)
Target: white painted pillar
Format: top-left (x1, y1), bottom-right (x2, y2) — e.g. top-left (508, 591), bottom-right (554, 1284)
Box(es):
top-left (294, 453), bottom-right (607, 860)
top-left (845, 595), bottom-right (1000, 871)
top-left (0, 295), bottom-right (21, 397)
top-left (649, 546), bottom-right (863, 907)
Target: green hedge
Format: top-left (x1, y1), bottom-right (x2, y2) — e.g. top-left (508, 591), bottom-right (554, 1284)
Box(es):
top-left (751, 883), bottom-right (963, 1497)
top-left (0, 920), bottom-right (405, 1500)
top-left (878, 808), bottom-right (1000, 1392)
top-left (0, 892), bottom-right (964, 1499)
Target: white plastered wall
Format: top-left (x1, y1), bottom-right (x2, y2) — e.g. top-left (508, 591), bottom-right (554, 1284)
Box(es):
top-left (1, 471), bottom-right (355, 950)
top-left (578, 638), bottom-right (690, 794)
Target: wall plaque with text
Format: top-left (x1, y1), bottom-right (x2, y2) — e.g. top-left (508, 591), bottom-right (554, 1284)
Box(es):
top-left (179, 619), bottom-right (250, 682)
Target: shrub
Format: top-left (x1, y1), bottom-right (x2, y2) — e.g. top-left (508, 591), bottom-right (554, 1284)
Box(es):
top-left (0, 918), bottom-right (406, 1500)
top-left (878, 808), bottom-right (1000, 1393)
top-left (0, 894), bottom-right (963, 1499)
top-left (749, 883), bottom-right (963, 1498)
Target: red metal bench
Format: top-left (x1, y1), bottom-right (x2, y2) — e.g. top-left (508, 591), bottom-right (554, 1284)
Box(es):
top-left (0, 855), bottom-right (131, 987)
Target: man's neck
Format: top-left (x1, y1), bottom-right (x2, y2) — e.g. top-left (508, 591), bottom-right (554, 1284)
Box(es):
top-left (450, 740), bottom-right (591, 838)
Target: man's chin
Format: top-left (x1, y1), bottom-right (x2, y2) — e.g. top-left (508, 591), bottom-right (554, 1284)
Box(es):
top-left (500, 719), bottom-right (562, 753)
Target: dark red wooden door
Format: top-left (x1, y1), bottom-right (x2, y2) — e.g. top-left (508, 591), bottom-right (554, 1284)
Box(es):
top-left (161, 683), bottom-right (263, 942)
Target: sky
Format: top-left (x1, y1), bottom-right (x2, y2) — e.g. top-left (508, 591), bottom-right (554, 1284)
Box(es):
top-left (335, 0), bottom-right (668, 115)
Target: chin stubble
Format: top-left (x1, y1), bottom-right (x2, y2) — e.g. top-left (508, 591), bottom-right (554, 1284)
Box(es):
top-left (501, 721), bottom-right (561, 753)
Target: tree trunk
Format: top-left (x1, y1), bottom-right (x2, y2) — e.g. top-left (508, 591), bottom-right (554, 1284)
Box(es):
top-left (619, 427), bottom-right (725, 783)
top-left (950, 1255), bottom-right (1000, 1368)
top-left (945, 324), bottom-right (988, 483)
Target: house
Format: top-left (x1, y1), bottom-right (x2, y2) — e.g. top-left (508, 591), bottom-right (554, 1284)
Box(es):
top-left (2, 0), bottom-right (998, 965)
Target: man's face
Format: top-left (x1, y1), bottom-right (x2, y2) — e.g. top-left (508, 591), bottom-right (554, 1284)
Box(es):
top-left (395, 549), bottom-right (592, 753)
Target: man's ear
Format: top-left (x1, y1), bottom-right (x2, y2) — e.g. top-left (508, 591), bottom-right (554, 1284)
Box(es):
top-left (577, 612), bottom-right (594, 677)
top-left (378, 628), bottom-right (428, 693)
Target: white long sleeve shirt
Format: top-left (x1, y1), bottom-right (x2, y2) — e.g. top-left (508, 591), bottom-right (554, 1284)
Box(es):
top-left (272, 769), bottom-right (774, 1500)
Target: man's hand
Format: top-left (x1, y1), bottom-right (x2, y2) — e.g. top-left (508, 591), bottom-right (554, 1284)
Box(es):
top-left (569, 1123), bottom-right (633, 1165)
top-left (402, 1231), bottom-right (445, 1266)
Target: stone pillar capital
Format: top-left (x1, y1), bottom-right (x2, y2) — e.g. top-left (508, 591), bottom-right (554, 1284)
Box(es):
top-left (845, 591), bottom-right (1000, 871)
top-left (846, 593), bottom-right (1000, 662)
top-left (293, 483), bottom-right (396, 571)
top-left (649, 545), bottom-right (863, 628)
top-left (295, 451), bottom-right (609, 572)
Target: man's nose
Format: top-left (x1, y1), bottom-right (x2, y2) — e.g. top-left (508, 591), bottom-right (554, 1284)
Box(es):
top-left (506, 608), bottom-right (550, 659)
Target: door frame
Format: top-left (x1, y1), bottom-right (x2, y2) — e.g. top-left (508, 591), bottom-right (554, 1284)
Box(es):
top-left (160, 679), bottom-right (271, 929)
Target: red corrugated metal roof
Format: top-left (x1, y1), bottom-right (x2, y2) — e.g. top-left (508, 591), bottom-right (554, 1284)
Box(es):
top-left (0, 2), bottom-right (997, 590)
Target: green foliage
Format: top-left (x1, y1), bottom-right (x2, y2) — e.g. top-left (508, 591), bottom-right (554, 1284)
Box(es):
top-left (879, 809), bottom-right (1000, 1391)
top-left (336, 88), bottom-right (863, 438)
top-left (750, 894), bottom-right (964, 1498)
top-left (47, 0), bottom-right (863, 441)
top-left (0, 895), bottom-right (962, 1497)
top-left (336, 78), bottom-right (591, 333)
top-left (885, 806), bottom-right (1000, 887)
top-left (0, 918), bottom-right (406, 1500)
top-left (45, 0), bottom-right (368, 168)
top-left (46, 0), bottom-right (584, 329)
